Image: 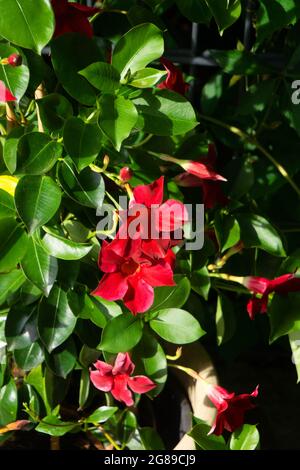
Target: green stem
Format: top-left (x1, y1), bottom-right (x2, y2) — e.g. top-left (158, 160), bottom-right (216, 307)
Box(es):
top-left (198, 113), bottom-right (300, 198)
top-left (125, 134), bottom-right (154, 149)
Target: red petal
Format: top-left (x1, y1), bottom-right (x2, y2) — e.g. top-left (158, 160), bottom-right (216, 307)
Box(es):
top-left (90, 370), bottom-right (113, 392)
top-left (158, 58), bottom-right (188, 96)
top-left (174, 172), bottom-right (203, 187)
top-left (181, 161), bottom-right (227, 182)
top-left (157, 199), bottom-right (189, 232)
top-left (247, 296), bottom-right (268, 319)
top-left (133, 176), bottom-right (164, 207)
top-left (141, 260), bottom-right (175, 287)
top-left (128, 375), bottom-right (156, 393)
top-left (92, 272), bottom-right (128, 301)
top-left (124, 277), bottom-right (154, 314)
top-left (243, 276), bottom-right (270, 294)
top-left (111, 375), bottom-right (134, 406)
top-left (268, 274), bottom-right (300, 294)
top-left (0, 81), bottom-right (16, 102)
top-left (113, 353), bottom-right (135, 376)
top-left (93, 360), bottom-right (113, 374)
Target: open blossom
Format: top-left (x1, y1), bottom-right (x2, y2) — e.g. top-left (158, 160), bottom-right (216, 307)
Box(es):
top-left (51, 0), bottom-right (100, 38)
top-left (118, 176), bottom-right (188, 259)
top-left (157, 58), bottom-right (189, 96)
top-left (0, 81), bottom-right (16, 102)
top-left (244, 273), bottom-right (300, 319)
top-left (92, 237), bottom-right (175, 314)
top-left (207, 384), bottom-right (259, 436)
top-left (90, 353), bottom-right (156, 406)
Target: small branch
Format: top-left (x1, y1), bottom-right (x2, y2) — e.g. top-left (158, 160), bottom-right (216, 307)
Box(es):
top-left (35, 83), bottom-right (45, 132)
top-left (5, 103), bottom-right (18, 133)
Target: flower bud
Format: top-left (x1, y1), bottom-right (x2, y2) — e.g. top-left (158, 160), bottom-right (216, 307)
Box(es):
top-left (119, 167), bottom-right (133, 182)
top-left (8, 54), bottom-right (22, 67)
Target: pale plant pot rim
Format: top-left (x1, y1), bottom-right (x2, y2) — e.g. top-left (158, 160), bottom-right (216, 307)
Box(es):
top-left (167, 342), bottom-right (218, 451)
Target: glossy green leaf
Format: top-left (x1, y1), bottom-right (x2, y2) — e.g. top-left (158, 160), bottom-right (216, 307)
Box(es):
top-left (100, 312), bottom-right (143, 353)
top-left (191, 266), bottom-right (211, 300)
top-left (79, 62), bottom-right (120, 93)
top-left (38, 285), bottom-right (77, 352)
top-left (0, 189), bottom-right (15, 220)
top-left (36, 416), bottom-right (78, 437)
top-left (256, 0), bottom-right (300, 45)
top-left (150, 275), bottom-right (191, 312)
top-left (0, 44), bottom-right (29, 100)
top-left (205, 0), bottom-right (242, 34)
top-left (0, 269), bottom-right (26, 306)
top-left (215, 293), bottom-right (236, 346)
top-left (133, 89), bottom-right (198, 136)
top-left (3, 127), bottom-right (26, 174)
top-left (36, 93), bottom-right (73, 134)
top-left (86, 406), bottom-right (118, 424)
top-left (175, 0), bottom-right (212, 23)
top-left (21, 237), bottom-right (58, 296)
top-left (237, 214), bottom-right (285, 257)
top-left (211, 50), bottom-right (271, 75)
top-left (112, 23), bottom-right (164, 80)
top-left (98, 94), bottom-right (138, 151)
top-left (15, 132), bottom-right (63, 175)
top-left (0, 217), bottom-right (28, 273)
top-left (0, 0), bottom-right (54, 53)
top-left (14, 341), bottom-right (45, 371)
top-left (15, 175), bottom-right (61, 234)
top-left (63, 117), bottom-right (103, 171)
top-left (150, 308), bottom-right (205, 344)
top-left (51, 34), bottom-right (102, 105)
top-left (44, 367), bottom-right (69, 410)
top-left (57, 158), bottom-right (105, 209)
top-left (0, 380), bottom-right (18, 426)
top-left (45, 337), bottom-right (77, 379)
top-left (289, 331), bottom-right (300, 383)
top-left (230, 424), bottom-right (260, 450)
top-left (215, 212), bottom-right (240, 252)
top-left (188, 420), bottom-right (226, 450)
top-left (269, 292), bottom-right (300, 342)
top-left (129, 68), bottom-right (167, 88)
top-left (40, 231), bottom-right (93, 261)
top-left (5, 303), bottom-right (38, 350)
top-left (79, 368), bottom-right (90, 409)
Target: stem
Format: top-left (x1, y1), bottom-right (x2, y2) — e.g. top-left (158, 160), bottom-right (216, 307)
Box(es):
top-left (125, 134), bottom-right (153, 149)
top-left (199, 113), bottom-right (300, 198)
top-left (50, 436), bottom-right (60, 450)
top-left (0, 123), bottom-right (7, 136)
top-left (209, 272), bottom-right (245, 284)
top-left (5, 103), bottom-right (18, 133)
top-left (35, 83), bottom-right (45, 132)
top-left (97, 425), bottom-right (121, 451)
top-left (168, 363), bottom-right (207, 384)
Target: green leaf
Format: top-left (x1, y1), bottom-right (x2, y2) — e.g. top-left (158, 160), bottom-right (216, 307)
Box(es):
top-left (38, 285), bottom-right (77, 353)
top-left (191, 266), bottom-right (211, 300)
top-left (215, 213), bottom-right (240, 252)
top-left (15, 132), bottom-right (63, 175)
top-left (0, 44), bottom-right (29, 101)
top-left (5, 303), bottom-right (38, 350)
top-left (3, 127), bottom-right (26, 174)
top-left (230, 424), bottom-right (260, 450)
top-left (122, 410), bottom-right (137, 445)
top-left (211, 50), bottom-right (271, 75)
top-left (129, 68), bottom-right (167, 88)
top-left (15, 175), bottom-right (61, 235)
top-left (133, 89), bottom-right (198, 136)
top-left (36, 416), bottom-right (78, 437)
top-left (112, 23), bottom-right (164, 81)
top-left (0, 189), bottom-right (15, 220)
top-left (150, 308), bottom-right (205, 344)
top-left (89, 296), bottom-right (122, 323)
top-left (79, 368), bottom-right (90, 409)
top-left (150, 275), bottom-right (191, 312)
top-left (0, 0), bottom-right (54, 53)
top-left (289, 331), bottom-right (300, 383)
top-left (100, 312), bottom-right (143, 353)
top-left (132, 330), bottom-right (167, 397)
top-left (25, 365), bottom-right (49, 411)
top-left (86, 406), bottom-right (118, 424)
top-left (237, 213), bottom-right (286, 257)
top-left (36, 93), bottom-right (73, 134)
top-left (269, 292), bottom-right (300, 342)
top-left (79, 62), bottom-right (120, 93)
top-left (215, 293), bottom-right (236, 345)
top-left (40, 231), bottom-right (93, 261)
top-left (0, 269), bottom-right (26, 306)
top-left (51, 33), bottom-right (103, 106)
top-left (256, 0), bottom-right (300, 45)
top-left (0, 217), bottom-right (28, 273)
top-left (140, 427), bottom-right (165, 450)
top-left (14, 342), bottom-right (45, 371)
top-left (188, 421), bottom-right (226, 450)
top-left (63, 117), bottom-right (103, 171)
top-left (21, 237), bottom-right (58, 296)
top-left (205, 0), bottom-right (241, 34)
top-left (98, 94), bottom-right (138, 151)
top-left (175, 0), bottom-right (212, 23)
top-left (57, 158), bottom-right (105, 209)
top-left (45, 337), bottom-right (77, 379)
top-left (0, 380), bottom-right (18, 426)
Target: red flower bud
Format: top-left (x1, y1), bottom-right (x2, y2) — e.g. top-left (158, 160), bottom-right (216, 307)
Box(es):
top-left (7, 54), bottom-right (22, 67)
top-left (119, 167), bottom-right (133, 182)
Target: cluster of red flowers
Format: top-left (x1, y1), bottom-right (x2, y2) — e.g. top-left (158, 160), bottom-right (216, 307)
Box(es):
top-left (92, 176), bottom-right (187, 314)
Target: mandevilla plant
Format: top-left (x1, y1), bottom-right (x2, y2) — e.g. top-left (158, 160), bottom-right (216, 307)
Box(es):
top-left (0, 0), bottom-right (300, 452)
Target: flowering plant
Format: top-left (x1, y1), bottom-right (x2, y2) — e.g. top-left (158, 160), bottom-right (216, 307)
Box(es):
top-left (0, 0), bottom-right (300, 452)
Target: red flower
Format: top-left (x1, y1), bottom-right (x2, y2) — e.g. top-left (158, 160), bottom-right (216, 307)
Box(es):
top-left (51, 0), bottom-right (100, 38)
top-left (207, 384), bottom-right (259, 435)
top-left (8, 54), bottom-right (22, 67)
top-left (119, 167), bottom-right (133, 182)
top-left (90, 353), bottom-right (156, 406)
top-left (0, 81), bottom-right (16, 102)
top-left (157, 58), bottom-right (189, 96)
top-left (244, 274), bottom-right (300, 320)
top-left (92, 237), bottom-right (175, 314)
top-left (119, 176), bottom-right (188, 259)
